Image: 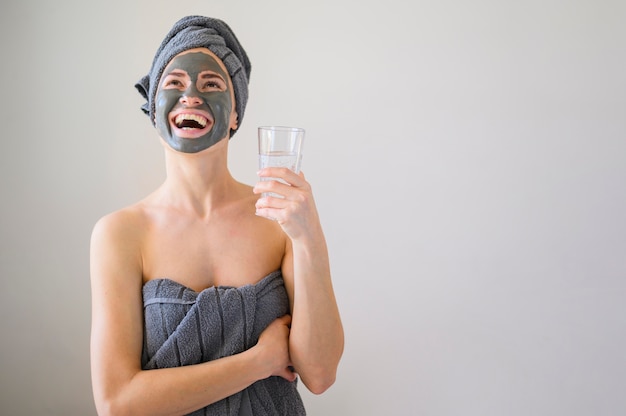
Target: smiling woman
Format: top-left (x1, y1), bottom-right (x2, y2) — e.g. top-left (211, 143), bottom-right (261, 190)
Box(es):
top-left (155, 49), bottom-right (236, 153)
top-left (89, 15), bottom-right (344, 416)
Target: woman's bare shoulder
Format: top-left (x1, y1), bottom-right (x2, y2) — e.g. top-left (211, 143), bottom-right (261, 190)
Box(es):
top-left (91, 202), bottom-right (150, 248)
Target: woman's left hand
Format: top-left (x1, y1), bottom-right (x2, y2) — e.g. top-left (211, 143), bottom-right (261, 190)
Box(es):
top-left (253, 168), bottom-right (321, 241)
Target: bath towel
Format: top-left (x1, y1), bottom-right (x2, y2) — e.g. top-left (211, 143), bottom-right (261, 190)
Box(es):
top-left (142, 270), bottom-right (306, 415)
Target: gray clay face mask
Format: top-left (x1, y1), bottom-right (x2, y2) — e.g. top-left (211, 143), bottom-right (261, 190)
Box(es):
top-left (155, 52), bottom-right (233, 153)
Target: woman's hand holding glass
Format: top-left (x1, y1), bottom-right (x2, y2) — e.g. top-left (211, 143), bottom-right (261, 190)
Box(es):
top-left (254, 167), bottom-right (321, 241)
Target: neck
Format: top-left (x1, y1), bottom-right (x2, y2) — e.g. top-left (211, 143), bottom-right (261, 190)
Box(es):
top-left (160, 138), bottom-right (238, 216)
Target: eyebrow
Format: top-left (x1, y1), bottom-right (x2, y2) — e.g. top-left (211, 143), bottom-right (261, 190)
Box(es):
top-left (164, 69), bottom-right (188, 77)
top-left (199, 72), bottom-right (226, 81)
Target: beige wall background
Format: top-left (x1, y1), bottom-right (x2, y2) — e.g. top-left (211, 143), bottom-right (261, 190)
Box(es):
top-left (1, 0), bottom-right (625, 414)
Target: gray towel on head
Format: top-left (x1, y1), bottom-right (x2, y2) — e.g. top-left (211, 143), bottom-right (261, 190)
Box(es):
top-left (142, 271), bottom-right (306, 416)
top-left (135, 15), bottom-right (251, 138)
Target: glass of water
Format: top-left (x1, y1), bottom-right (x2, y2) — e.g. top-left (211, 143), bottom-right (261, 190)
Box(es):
top-left (258, 126), bottom-right (305, 198)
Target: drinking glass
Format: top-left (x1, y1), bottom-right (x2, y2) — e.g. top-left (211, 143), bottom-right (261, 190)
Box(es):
top-left (258, 126), bottom-right (305, 198)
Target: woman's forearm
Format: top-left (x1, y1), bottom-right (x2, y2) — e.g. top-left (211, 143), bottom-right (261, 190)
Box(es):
top-left (95, 348), bottom-right (264, 416)
top-left (288, 237), bottom-right (344, 394)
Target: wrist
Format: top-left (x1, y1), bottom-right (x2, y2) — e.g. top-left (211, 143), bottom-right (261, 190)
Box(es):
top-left (244, 344), bottom-right (272, 381)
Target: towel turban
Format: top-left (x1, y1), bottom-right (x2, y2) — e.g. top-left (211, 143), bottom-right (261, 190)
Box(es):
top-left (135, 16), bottom-right (251, 137)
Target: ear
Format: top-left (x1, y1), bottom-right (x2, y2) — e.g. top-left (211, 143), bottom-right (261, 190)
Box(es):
top-left (229, 110), bottom-right (239, 131)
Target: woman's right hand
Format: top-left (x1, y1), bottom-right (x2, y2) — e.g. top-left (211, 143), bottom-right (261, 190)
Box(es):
top-left (254, 315), bottom-right (297, 382)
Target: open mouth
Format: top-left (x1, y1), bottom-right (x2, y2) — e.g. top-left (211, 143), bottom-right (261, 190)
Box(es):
top-left (174, 113), bottom-right (209, 130)
top-left (170, 112), bottom-right (213, 138)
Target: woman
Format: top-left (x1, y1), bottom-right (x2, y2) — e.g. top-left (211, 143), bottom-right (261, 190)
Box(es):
top-left (90, 16), bottom-right (344, 415)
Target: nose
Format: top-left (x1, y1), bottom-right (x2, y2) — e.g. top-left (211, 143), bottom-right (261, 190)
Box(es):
top-left (179, 88), bottom-right (203, 106)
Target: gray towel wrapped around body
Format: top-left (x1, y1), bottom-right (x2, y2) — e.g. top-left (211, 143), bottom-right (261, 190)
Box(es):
top-left (142, 271), bottom-right (306, 416)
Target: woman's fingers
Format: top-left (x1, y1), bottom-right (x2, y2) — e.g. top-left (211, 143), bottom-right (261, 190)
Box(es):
top-left (256, 167), bottom-right (305, 187)
top-left (254, 181), bottom-right (293, 200)
top-left (253, 169), bottom-right (319, 239)
top-left (254, 170), bottom-right (305, 220)
top-left (278, 366), bottom-right (298, 382)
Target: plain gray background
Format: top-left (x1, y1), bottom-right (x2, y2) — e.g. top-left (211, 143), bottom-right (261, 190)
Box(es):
top-left (1, 0), bottom-right (625, 414)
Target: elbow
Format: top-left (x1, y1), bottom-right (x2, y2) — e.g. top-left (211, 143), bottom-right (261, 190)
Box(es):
top-left (94, 396), bottom-right (132, 416)
top-left (295, 332), bottom-right (344, 395)
top-left (95, 400), bottom-right (116, 416)
top-left (308, 378), bottom-right (335, 395)
top-left (303, 370), bottom-right (337, 395)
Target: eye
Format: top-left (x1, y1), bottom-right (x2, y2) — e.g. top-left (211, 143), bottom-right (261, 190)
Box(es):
top-left (198, 74), bottom-right (226, 92)
top-left (164, 79), bottom-right (184, 88)
top-left (161, 73), bottom-right (188, 89)
top-left (204, 81), bottom-right (221, 89)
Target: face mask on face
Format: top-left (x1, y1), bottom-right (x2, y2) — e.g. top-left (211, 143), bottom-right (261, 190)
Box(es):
top-left (155, 51), bottom-right (234, 153)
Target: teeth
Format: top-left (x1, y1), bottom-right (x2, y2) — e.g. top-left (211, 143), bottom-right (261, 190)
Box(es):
top-left (174, 113), bottom-right (208, 128)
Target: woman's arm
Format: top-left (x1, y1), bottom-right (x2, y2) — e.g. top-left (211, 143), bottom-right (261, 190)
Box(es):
top-left (254, 169), bottom-right (345, 394)
top-left (90, 211), bottom-right (294, 416)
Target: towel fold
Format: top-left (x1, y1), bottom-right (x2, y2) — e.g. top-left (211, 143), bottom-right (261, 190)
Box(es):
top-left (142, 271), bottom-right (306, 415)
